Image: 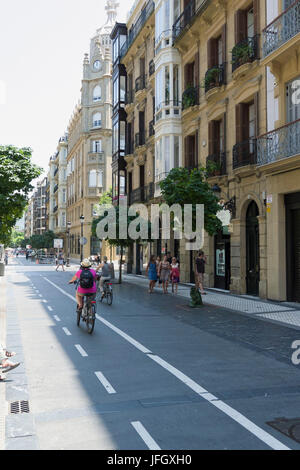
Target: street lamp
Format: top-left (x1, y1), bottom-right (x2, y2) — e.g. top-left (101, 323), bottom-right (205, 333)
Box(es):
top-left (67, 221), bottom-right (71, 267)
top-left (80, 215), bottom-right (85, 263)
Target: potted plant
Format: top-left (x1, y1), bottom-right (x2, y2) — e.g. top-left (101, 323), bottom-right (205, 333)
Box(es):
top-left (204, 67), bottom-right (220, 91)
top-left (231, 42), bottom-right (254, 68)
top-left (182, 84), bottom-right (197, 110)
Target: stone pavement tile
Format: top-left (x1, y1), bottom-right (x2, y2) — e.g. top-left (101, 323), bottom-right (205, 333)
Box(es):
top-left (259, 311), bottom-right (300, 327)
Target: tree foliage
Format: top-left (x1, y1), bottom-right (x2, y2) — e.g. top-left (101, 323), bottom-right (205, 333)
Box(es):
top-left (159, 167), bottom-right (222, 236)
top-left (27, 231), bottom-right (56, 250)
top-left (0, 146), bottom-right (42, 244)
top-left (10, 229), bottom-right (25, 248)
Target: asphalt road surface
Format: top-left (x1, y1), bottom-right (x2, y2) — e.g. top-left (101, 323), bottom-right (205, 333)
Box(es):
top-left (3, 257), bottom-right (300, 450)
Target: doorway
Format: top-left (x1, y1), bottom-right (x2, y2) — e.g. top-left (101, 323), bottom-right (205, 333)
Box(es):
top-left (246, 201), bottom-right (259, 296)
top-left (286, 193), bottom-right (300, 302)
top-left (215, 231), bottom-right (231, 290)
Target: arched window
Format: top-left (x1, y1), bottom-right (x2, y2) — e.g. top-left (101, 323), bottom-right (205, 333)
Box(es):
top-left (93, 86), bottom-right (101, 102)
top-left (93, 112), bottom-right (101, 128)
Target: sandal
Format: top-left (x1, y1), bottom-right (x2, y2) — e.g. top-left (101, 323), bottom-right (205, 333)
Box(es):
top-left (6, 351), bottom-right (16, 358)
top-left (2, 362), bottom-right (20, 373)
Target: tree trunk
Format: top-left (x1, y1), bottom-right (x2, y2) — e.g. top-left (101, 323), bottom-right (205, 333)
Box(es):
top-left (119, 246), bottom-right (124, 284)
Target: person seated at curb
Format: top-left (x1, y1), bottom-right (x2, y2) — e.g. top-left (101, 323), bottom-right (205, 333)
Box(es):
top-left (0, 344), bottom-right (20, 380)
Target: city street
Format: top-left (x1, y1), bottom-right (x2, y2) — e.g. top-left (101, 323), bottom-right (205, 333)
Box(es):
top-left (1, 257), bottom-right (300, 450)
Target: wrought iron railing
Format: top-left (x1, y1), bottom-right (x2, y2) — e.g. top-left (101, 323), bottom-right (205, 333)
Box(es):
top-left (54, 168), bottom-right (59, 177)
top-left (257, 119), bottom-right (300, 166)
top-left (54, 185), bottom-right (58, 193)
top-left (53, 206), bottom-right (58, 214)
top-left (135, 132), bottom-right (146, 148)
top-left (205, 64), bottom-right (226, 93)
top-left (135, 75), bottom-right (147, 92)
top-left (232, 35), bottom-right (259, 73)
top-left (120, 0), bottom-right (155, 59)
top-left (233, 139), bottom-right (257, 169)
top-left (149, 60), bottom-right (155, 76)
top-left (173, 0), bottom-right (210, 42)
top-left (129, 187), bottom-right (146, 204)
top-left (263, 1), bottom-right (300, 57)
top-left (182, 85), bottom-right (199, 110)
top-left (206, 152), bottom-right (227, 175)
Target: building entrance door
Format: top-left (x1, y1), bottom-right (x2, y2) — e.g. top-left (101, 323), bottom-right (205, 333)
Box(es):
top-left (246, 201), bottom-right (259, 296)
top-left (215, 231), bottom-right (231, 290)
top-left (286, 193), bottom-right (300, 302)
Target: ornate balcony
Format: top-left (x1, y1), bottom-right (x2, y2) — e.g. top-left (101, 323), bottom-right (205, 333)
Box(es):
top-left (182, 86), bottom-right (199, 110)
top-left (232, 36), bottom-right (259, 73)
top-left (233, 139), bottom-right (257, 170)
top-left (126, 141), bottom-right (134, 155)
top-left (173, 0), bottom-right (209, 42)
top-left (120, 0), bottom-right (155, 59)
top-left (263, 1), bottom-right (300, 58)
top-left (257, 119), bottom-right (300, 167)
top-left (205, 64), bottom-right (226, 93)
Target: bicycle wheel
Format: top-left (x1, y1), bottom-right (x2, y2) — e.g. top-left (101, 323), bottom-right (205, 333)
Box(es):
top-left (77, 308), bottom-right (81, 327)
top-left (96, 287), bottom-right (102, 303)
top-left (107, 290), bottom-right (113, 306)
top-left (86, 305), bottom-right (95, 334)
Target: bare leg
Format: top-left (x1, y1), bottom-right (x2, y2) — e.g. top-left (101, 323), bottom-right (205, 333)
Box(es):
top-left (76, 293), bottom-right (83, 309)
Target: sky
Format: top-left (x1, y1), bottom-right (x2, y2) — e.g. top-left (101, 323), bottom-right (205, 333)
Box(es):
top-left (0, 0), bottom-right (132, 176)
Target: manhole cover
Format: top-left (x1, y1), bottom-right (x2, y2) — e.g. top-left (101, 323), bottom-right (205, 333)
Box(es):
top-left (267, 417), bottom-right (300, 444)
top-left (10, 401), bottom-right (30, 414)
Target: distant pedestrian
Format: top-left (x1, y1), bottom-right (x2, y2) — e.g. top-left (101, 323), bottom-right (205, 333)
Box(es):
top-left (159, 255), bottom-right (171, 294)
top-left (156, 256), bottom-right (162, 288)
top-left (4, 252), bottom-right (8, 265)
top-left (167, 251), bottom-right (173, 265)
top-left (170, 257), bottom-right (180, 295)
top-left (56, 252), bottom-right (65, 271)
top-left (146, 255), bottom-right (157, 294)
top-left (195, 251), bottom-right (207, 295)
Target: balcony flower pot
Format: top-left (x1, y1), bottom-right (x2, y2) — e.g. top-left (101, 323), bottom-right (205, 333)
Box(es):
top-left (204, 67), bottom-right (220, 90)
top-left (231, 43), bottom-right (254, 68)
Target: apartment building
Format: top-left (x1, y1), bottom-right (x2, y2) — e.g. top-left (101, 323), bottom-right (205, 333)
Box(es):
top-left (256, 0), bottom-right (300, 301)
top-left (47, 135), bottom-right (68, 246)
top-left (32, 178), bottom-right (48, 235)
top-left (119, 0), bottom-right (156, 273)
top-left (66, 0), bottom-right (116, 261)
top-left (24, 199), bottom-right (33, 239)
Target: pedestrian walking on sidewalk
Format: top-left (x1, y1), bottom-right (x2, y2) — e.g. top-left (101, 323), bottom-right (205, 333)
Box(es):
top-left (146, 255), bottom-right (157, 294)
top-left (195, 251), bottom-right (207, 295)
top-left (156, 256), bottom-right (162, 288)
top-left (159, 255), bottom-right (171, 294)
top-left (170, 257), bottom-right (180, 295)
top-left (56, 252), bottom-right (65, 272)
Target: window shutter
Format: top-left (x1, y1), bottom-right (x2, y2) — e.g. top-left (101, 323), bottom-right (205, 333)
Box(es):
top-left (222, 24), bottom-right (227, 66)
top-left (235, 10), bottom-right (247, 44)
top-left (254, 92), bottom-right (259, 137)
top-left (195, 130), bottom-right (199, 166)
top-left (194, 51), bottom-right (200, 88)
top-left (208, 120), bottom-right (216, 155)
top-left (184, 136), bottom-right (189, 167)
top-left (207, 38), bottom-right (218, 69)
top-left (253, 0), bottom-right (259, 35)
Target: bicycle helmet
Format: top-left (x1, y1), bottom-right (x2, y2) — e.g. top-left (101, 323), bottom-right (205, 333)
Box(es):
top-left (81, 258), bottom-right (92, 268)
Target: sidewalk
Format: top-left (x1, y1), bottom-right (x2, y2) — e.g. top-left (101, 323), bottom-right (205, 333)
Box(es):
top-left (123, 273), bottom-right (300, 331)
top-left (0, 276), bottom-right (7, 450)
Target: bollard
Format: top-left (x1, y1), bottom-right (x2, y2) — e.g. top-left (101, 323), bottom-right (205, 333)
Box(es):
top-left (0, 262), bottom-right (5, 277)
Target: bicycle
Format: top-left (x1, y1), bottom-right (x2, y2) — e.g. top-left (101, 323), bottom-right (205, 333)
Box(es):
top-left (73, 281), bottom-right (96, 334)
top-left (96, 277), bottom-right (113, 306)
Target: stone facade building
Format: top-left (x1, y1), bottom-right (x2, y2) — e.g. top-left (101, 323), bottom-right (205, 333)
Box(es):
top-left (66, 1), bottom-right (117, 261)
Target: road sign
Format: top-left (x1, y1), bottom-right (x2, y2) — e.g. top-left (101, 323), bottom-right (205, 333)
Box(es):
top-left (54, 239), bottom-right (64, 249)
top-left (80, 237), bottom-right (87, 246)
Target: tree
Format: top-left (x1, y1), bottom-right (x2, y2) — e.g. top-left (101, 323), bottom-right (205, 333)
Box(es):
top-left (92, 206), bottom-right (152, 284)
top-left (0, 146), bottom-right (42, 245)
top-left (10, 229), bottom-right (25, 248)
top-left (159, 167), bottom-right (222, 236)
top-left (28, 231), bottom-right (55, 250)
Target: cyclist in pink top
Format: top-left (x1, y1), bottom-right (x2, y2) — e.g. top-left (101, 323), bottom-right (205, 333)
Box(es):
top-left (69, 259), bottom-right (97, 311)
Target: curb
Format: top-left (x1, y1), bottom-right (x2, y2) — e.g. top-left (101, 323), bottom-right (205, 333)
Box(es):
top-left (0, 277), bottom-right (7, 450)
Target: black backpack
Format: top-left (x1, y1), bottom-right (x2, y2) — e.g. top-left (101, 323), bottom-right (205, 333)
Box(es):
top-left (79, 268), bottom-right (94, 289)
